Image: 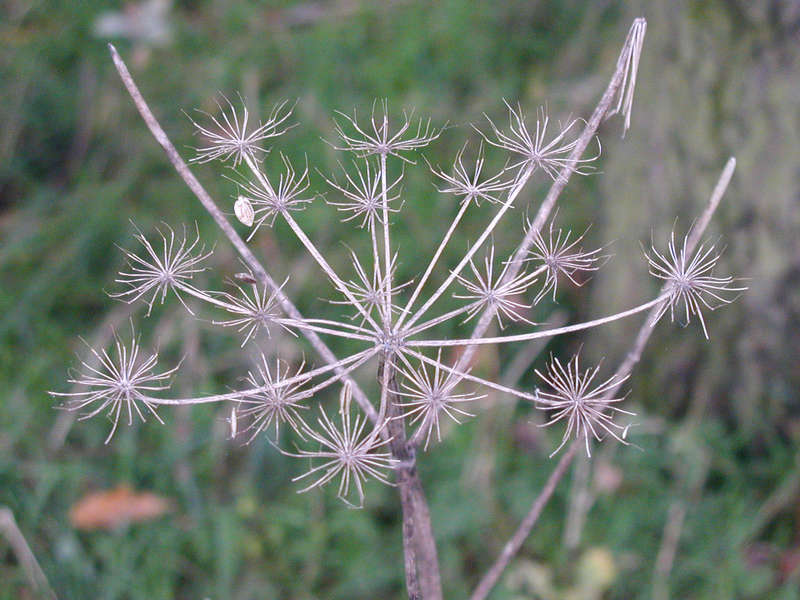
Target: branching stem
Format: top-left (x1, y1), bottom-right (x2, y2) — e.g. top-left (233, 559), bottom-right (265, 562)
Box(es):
top-left (108, 45), bottom-right (379, 425)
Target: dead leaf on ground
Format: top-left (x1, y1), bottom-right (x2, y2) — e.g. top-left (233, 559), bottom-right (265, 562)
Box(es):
top-left (69, 485), bottom-right (171, 531)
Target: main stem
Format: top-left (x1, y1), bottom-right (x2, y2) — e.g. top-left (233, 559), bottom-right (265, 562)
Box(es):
top-left (381, 353), bottom-right (443, 600)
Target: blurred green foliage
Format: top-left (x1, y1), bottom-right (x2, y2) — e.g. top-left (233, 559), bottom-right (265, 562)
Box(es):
top-left (1, 1), bottom-right (799, 598)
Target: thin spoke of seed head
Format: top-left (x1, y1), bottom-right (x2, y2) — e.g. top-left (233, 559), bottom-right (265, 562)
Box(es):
top-left (50, 330), bottom-right (179, 444)
top-left (535, 353), bottom-right (633, 457)
top-left (110, 222), bottom-right (213, 316)
top-left (189, 94), bottom-right (295, 166)
top-left (644, 230), bottom-right (746, 339)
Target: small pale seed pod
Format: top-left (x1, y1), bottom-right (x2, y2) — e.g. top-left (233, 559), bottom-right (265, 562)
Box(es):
top-left (229, 406), bottom-right (238, 439)
top-left (234, 195), bottom-right (255, 227)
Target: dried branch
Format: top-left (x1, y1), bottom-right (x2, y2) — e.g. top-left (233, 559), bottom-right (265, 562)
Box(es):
top-left (0, 506), bottom-right (55, 599)
top-left (470, 442), bottom-right (579, 600)
top-left (470, 157), bottom-right (736, 600)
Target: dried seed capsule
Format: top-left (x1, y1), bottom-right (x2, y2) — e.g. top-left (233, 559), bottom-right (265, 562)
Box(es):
top-left (234, 195), bottom-right (255, 227)
top-left (234, 272), bottom-right (257, 284)
top-left (229, 407), bottom-right (238, 438)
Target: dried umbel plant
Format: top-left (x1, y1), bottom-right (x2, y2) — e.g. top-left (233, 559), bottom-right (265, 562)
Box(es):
top-left (52, 17), bottom-right (744, 600)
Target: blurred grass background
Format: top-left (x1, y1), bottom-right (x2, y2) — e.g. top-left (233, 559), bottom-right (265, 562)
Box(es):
top-left (1, 0), bottom-right (799, 598)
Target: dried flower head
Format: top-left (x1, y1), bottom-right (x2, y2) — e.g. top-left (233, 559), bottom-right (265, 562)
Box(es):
top-left (535, 354), bottom-right (633, 457)
top-left (453, 245), bottom-right (539, 329)
top-left (213, 276), bottom-right (291, 346)
top-left (189, 96), bottom-right (294, 166)
top-left (397, 352), bottom-right (482, 450)
top-left (50, 333), bottom-right (179, 443)
top-left (236, 154), bottom-right (313, 239)
top-left (289, 384), bottom-right (395, 508)
top-left (645, 231), bottom-right (746, 339)
top-left (322, 159), bottom-right (402, 230)
top-left (236, 356), bottom-right (310, 442)
top-left (73, 26), bottom-right (746, 516)
top-left (332, 100), bottom-right (441, 162)
top-left (477, 103), bottom-right (597, 178)
top-left (429, 142), bottom-right (512, 206)
top-left (526, 216), bottom-right (606, 304)
top-left (111, 223), bottom-right (212, 316)
top-left (329, 250), bottom-right (410, 325)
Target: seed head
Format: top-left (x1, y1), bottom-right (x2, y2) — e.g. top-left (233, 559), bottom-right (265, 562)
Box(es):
top-left (332, 100), bottom-right (441, 163)
top-left (111, 223), bottom-right (212, 316)
top-left (397, 352), bottom-right (482, 450)
top-left (526, 216), bottom-right (606, 304)
top-left (322, 159), bottom-right (402, 231)
top-left (453, 245), bottom-right (539, 329)
top-left (645, 231), bottom-right (746, 339)
top-left (236, 356), bottom-right (310, 442)
top-left (535, 354), bottom-right (633, 457)
top-left (476, 103), bottom-right (597, 179)
top-left (50, 333), bottom-right (178, 443)
top-left (189, 96), bottom-right (294, 166)
top-left (213, 276), bottom-right (291, 346)
top-left (289, 383), bottom-right (395, 508)
top-left (329, 250), bottom-right (410, 325)
top-left (236, 154), bottom-right (313, 239)
top-left (429, 142), bottom-right (513, 206)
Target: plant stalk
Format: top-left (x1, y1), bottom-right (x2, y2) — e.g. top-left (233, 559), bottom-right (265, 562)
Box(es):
top-left (381, 354), bottom-right (443, 600)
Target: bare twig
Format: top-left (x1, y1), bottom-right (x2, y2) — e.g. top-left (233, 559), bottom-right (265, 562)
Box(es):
top-left (470, 442), bottom-right (579, 600)
top-left (0, 506), bottom-right (56, 599)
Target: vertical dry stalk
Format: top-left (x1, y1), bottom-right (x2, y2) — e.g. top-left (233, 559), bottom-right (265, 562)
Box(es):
top-left (0, 506), bottom-right (56, 600)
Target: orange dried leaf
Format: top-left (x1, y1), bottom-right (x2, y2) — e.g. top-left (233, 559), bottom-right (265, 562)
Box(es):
top-left (69, 485), bottom-right (171, 530)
